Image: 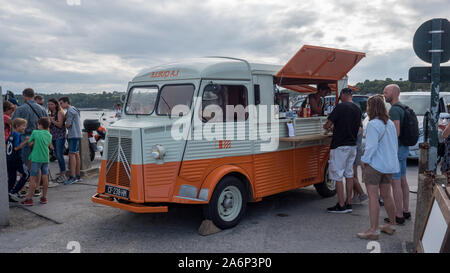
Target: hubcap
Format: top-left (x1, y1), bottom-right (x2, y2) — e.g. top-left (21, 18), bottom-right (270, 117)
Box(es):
top-left (218, 186), bottom-right (242, 222)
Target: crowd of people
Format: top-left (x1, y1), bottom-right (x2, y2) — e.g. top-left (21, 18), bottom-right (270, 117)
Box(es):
top-left (324, 84), bottom-right (415, 241)
top-left (3, 88), bottom-right (82, 206)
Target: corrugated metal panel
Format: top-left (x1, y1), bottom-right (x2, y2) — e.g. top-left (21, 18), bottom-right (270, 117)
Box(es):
top-left (183, 123), bottom-right (252, 160)
top-left (253, 150), bottom-right (294, 196)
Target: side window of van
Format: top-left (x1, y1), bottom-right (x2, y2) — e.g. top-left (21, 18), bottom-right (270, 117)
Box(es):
top-left (202, 84), bottom-right (248, 123)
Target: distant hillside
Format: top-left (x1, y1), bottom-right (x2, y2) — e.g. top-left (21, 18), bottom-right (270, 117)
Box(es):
top-left (5, 91), bottom-right (125, 109)
top-left (355, 79), bottom-right (450, 94)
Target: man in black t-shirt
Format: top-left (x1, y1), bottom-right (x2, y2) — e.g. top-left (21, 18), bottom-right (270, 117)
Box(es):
top-left (323, 88), bottom-right (362, 213)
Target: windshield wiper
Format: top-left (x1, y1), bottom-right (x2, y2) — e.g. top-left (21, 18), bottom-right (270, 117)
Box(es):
top-left (160, 96), bottom-right (172, 118)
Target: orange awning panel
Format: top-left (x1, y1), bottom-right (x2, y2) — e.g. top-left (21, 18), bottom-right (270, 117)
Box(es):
top-left (284, 84), bottom-right (359, 93)
top-left (276, 45), bottom-right (365, 82)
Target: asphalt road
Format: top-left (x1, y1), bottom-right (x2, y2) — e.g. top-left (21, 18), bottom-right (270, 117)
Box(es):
top-left (0, 159), bottom-right (420, 253)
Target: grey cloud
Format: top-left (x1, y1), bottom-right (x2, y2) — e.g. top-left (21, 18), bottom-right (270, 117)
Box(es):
top-left (0, 0), bottom-right (448, 93)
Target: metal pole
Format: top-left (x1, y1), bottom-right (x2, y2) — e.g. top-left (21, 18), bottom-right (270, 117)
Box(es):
top-left (0, 86), bottom-right (10, 227)
top-left (428, 18), bottom-right (442, 172)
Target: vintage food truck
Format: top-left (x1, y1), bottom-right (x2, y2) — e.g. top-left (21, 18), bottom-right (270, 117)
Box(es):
top-left (92, 45), bottom-right (366, 229)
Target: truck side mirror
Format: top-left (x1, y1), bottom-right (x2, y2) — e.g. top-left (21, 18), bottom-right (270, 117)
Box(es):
top-left (120, 94), bottom-right (127, 104)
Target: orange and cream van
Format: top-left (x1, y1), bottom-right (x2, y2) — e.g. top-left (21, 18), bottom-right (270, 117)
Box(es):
top-left (92, 45), bottom-right (365, 229)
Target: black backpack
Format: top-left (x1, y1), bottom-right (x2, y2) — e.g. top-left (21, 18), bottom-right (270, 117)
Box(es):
top-left (394, 104), bottom-right (419, 146)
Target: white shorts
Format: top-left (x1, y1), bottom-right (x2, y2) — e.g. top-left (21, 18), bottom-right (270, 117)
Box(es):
top-left (329, 146), bottom-right (357, 181)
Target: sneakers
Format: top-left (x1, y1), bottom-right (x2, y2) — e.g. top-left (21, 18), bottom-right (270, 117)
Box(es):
top-left (8, 193), bottom-right (22, 202)
top-left (21, 199), bottom-right (34, 206)
top-left (18, 190), bottom-right (27, 198)
top-left (345, 203), bottom-right (352, 213)
top-left (75, 175), bottom-right (82, 182)
top-left (384, 216), bottom-right (405, 225)
top-left (55, 175), bottom-right (66, 183)
top-left (351, 194), bottom-right (368, 205)
top-left (351, 195), bottom-right (361, 205)
top-left (327, 203), bottom-right (351, 214)
top-left (403, 212), bottom-right (411, 220)
top-left (64, 176), bottom-right (77, 185)
top-left (40, 197), bottom-right (48, 204)
top-left (33, 189), bottom-right (41, 197)
top-left (359, 194), bottom-right (368, 202)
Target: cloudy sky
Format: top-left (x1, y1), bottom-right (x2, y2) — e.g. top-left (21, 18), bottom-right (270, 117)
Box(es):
top-left (0, 0), bottom-right (448, 93)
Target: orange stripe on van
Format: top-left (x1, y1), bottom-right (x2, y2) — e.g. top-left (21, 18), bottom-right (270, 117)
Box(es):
top-left (97, 145), bottom-right (330, 204)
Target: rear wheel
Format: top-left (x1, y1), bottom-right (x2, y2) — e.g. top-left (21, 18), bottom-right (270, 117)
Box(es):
top-left (203, 176), bottom-right (248, 229)
top-left (314, 164), bottom-right (336, 197)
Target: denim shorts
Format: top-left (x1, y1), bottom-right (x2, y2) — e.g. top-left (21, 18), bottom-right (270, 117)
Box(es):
top-left (393, 145), bottom-right (409, 180)
top-left (68, 138), bottom-right (81, 153)
top-left (30, 162), bottom-right (49, 177)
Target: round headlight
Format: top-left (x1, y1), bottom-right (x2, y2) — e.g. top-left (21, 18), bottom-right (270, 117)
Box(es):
top-left (152, 144), bottom-right (166, 159)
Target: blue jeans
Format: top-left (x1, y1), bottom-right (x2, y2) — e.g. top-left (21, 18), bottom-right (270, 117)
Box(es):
top-left (53, 138), bottom-right (66, 173)
top-left (393, 145), bottom-right (409, 180)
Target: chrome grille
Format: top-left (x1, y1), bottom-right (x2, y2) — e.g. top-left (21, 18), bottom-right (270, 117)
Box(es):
top-left (105, 136), bottom-right (132, 188)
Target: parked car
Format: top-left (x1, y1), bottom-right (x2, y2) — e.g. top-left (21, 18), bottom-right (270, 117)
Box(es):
top-left (352, 95), bottom-right (369, 116)
top-left (398, 92), bottom-right (450, 159)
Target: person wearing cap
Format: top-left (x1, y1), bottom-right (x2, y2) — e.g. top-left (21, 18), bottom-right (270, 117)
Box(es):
top-left (323, 87), bottom-right (362, 213)
top-left (301, 83), bottom-right (331, 116)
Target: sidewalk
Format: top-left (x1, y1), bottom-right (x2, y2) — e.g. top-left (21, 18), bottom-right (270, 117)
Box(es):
top-left (0, 157), bottom-right (417, 253)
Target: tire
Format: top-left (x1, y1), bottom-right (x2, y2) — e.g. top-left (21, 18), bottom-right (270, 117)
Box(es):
top-left (203, 176), bottom-right (248, 229)
top-left (314, 164), bottom-right (336, 198)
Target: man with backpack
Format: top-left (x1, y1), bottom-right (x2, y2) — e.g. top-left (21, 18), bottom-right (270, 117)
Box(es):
top-left (383, 84), bottom-right (418, 225)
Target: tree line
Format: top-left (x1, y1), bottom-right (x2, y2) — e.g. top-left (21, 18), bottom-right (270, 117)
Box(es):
top-left (4, 79), bottom-right (450, 108)
top-left (354, 78), bottom-right (450, 95)
top-left (6, 91), bottom-right (125, 109)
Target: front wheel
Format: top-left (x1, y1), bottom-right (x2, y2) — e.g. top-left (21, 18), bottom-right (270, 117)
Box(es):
top-left (314, 164), bottom-right (336, 198)
top-left (203, 176), bottom-right (248, 230)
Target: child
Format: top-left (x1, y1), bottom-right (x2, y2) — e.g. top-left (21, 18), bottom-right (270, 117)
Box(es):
top-left (21, 117), bottom-right (53, 206)
top-left (3, 101), bottom-right (14, 140)
top-left (7, 118), bottom-right (30, 202)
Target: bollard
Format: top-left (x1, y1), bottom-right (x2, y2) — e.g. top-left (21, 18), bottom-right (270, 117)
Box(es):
top-left (79, 131), bottom-right (99, 178)
top-left (418, 143), bottom-right (429, 174)
top-left (0, 86), bottom-right (10, 227)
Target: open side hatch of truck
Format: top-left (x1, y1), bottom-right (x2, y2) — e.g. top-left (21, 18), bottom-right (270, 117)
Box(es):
top-left (275, 45), bottom-right (366, 91)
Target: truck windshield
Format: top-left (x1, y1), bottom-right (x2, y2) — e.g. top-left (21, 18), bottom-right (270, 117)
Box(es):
top-left (126, 86), bottom-right (158, 115)
top-left (156, 84), bottom-right (195, 116)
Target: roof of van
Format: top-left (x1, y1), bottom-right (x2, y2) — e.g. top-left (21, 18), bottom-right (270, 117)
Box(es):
top-left (132, 57), bottom-right (282, 82)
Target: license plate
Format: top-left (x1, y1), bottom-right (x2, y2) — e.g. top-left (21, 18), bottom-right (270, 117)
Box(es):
top-left (105, 185), bottom-right (129, 199)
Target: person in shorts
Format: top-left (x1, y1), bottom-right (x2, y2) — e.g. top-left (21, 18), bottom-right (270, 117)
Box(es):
top-left (6, 118), bottom-right (30, 202)
top-left (357, 95), bottom-right (399, 240)
top-left (323, 88), bottom-right (362, 213)
top-left (21, 117), bottom-right (53, 206)
top-left (383, 84), bottom-right (411, 224)
top-left (351, 125), bottom-right (368, 204)
top-left (59, 97), bottom-right (82, 185)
